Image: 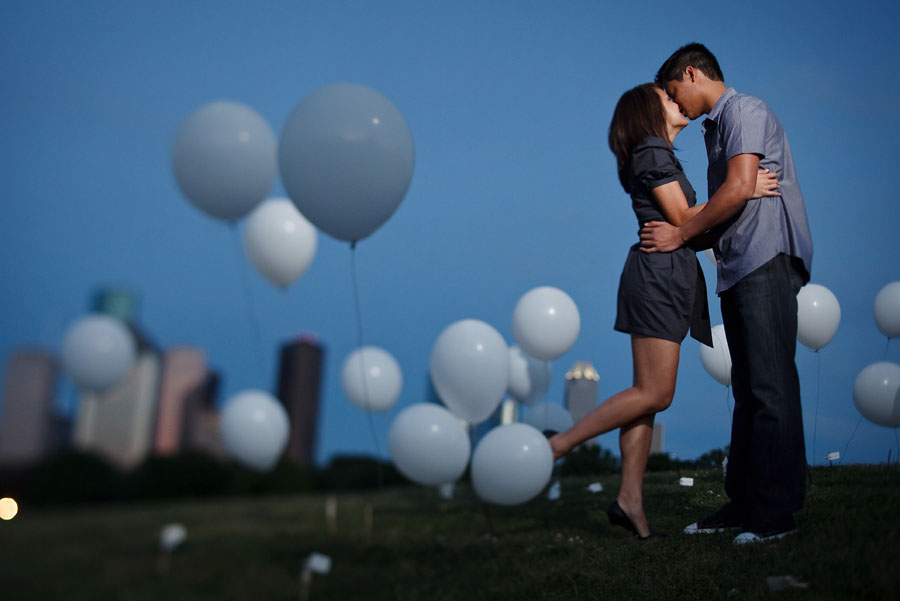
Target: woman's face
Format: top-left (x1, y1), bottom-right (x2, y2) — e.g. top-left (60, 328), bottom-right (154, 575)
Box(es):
top-left (655, 86), bottom-right (688, 133)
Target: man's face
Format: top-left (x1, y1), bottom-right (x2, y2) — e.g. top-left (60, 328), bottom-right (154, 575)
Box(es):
top-left (665, 77), bottom-right (702, 121)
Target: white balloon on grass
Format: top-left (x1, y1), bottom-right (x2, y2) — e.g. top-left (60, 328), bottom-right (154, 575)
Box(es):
top-left (699, 324), bottom-right (732, 387)
top-left (852, 362), bottom-right (900, 428)
top-left (220, 390), bottom-right (289, 471)
top-left (388, 403), bottom-right (470, 486)
top-left (340, 346), bottom-right (403, 412)
top-left (429, 319), bottom-right (509, 423)
top-left (242, 198), bottom-right (317, 288)
top-left (512, 287), bottom-right (580, 360)
top-left (471, 423), bottom-right (554, 505)
top-left (61, 314), bottom-right (136, 391)
top-left (874, 281), bottom-right (900, 339)
top-left (521, 402), bottom-right (574, 434)
top-left (796, 283), bottom-right (841, 350)
top-left (172, 101), bottom-right (277, 222)
top-left (507, 346), bottom-right (551, 405)
top-left (279, 83), bottom-right (414, 243)
top-left (159, 524), bottom-right (187, 552)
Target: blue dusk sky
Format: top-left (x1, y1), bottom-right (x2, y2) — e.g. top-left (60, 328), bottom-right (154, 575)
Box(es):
top-left (1, 1), bottom-right (898, 466)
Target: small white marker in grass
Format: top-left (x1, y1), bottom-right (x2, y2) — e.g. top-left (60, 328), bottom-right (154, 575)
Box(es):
top-left (300, 553), bottom-right (332, 601)
top-left (679, 477), bottom-right (694, 487)
top-left (826, 451), bottom-right (840, 463)
top-left (586, 482), bottom-right (604, 493)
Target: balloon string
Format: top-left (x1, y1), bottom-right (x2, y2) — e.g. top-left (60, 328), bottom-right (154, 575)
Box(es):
top-left (812, 350), bottom-right (821, 466)
top-left (230, 224), bottom-right (268, 384)
top-left (839, 416), bottom-right (863, 465)
top-left (884, 338), bottom-right (891, 360)
top-left (350, 245), bottom-right (384, 488)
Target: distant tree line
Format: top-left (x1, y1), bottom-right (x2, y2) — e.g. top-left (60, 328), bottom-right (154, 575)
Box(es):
top-left (0, 445), bottom-right (728, 506)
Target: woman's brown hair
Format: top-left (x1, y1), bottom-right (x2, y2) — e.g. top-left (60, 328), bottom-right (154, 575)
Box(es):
top-left (608, 83), bottom-right (670, 192)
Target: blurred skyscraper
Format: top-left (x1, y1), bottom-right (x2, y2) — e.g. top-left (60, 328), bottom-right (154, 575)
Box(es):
top-left (0, 350), bottom-right (65, 467)
top-left (72, 288), bottom-right (161, 470)
top-left (153, 346), bottom-right (207, 456)
top-left (181, 369), bottom-right (227, 459)
top-left (651, 422), bottom-right (665, 455)
top-left (564, 360), bottom-right (599, 423)
top-left (276, 334), bottom-right (324, 466)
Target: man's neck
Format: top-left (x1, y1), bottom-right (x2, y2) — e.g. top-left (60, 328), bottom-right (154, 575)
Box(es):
top-left (702, 81), bottom-right (729, 115)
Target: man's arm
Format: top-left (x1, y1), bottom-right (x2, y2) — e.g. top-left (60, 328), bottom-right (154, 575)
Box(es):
top-left (640, 153), bottom-right (760, 252)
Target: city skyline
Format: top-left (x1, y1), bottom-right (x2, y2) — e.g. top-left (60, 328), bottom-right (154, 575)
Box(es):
top-left (1, 2), bottom-right (898, 467)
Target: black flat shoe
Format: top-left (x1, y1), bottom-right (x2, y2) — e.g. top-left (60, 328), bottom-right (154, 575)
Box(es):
top-left (607, 500), bottom-right (666, 540)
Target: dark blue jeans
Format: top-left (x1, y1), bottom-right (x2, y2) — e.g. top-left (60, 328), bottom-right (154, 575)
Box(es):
top-left (721, 253), bottom-right (806, 526)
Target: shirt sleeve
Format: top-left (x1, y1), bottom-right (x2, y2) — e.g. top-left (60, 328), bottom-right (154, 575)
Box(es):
top-left (719, 96), bottom-right (768, 161)
top-left (631, 138), bottom-right (679, 190)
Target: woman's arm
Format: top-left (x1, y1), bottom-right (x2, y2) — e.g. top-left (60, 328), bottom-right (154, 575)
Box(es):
top-left (651, 167), bottom-right (780, 226)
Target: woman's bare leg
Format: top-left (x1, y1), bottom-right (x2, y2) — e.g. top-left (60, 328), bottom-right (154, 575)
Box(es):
top-left (549, 335), bottom-right (681, 537)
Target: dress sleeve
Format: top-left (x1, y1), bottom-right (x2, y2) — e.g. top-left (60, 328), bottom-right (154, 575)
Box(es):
top-left (631, 137), bottom-right (679, 190)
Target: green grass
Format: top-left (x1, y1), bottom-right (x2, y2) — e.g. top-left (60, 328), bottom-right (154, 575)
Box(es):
top-left (1, 465), bottom-right (898, 600)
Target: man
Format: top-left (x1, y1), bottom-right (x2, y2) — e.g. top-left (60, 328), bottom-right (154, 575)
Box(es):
top-left (640, 43), bottom-right (813, 544)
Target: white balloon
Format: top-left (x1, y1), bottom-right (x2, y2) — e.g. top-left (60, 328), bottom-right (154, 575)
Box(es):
top-left (512, 287), bottom-right (580, 360)
top-left (874, 281), bottom-right (900, 339)
top-left (852, 362), bottom-right (900, 428)
top-left (521, 402), bottom-right (574, 434)
top-left (172, 101), bottom-right (277, 222)
top-left (388, 403), bottom-right (471, 486)
top-left (429, 319), bottom-right (509, 423)
top-left (340, 346), bottom-right (403, 412)
top-left (796, 283), bottom-right (841, 350)
top-left (471, 423), bottom-right (554, 505)
top-left (61, 314), bottom-right (136, 391)
top-left (279, 83), bottom-right (414, 243)
top-left (242, 198), bottom-right (317, 288)
top-left (699, 324), bottom-right (732, 387)
top-left (159, 524), bottom-right (187, 552)
top-left (507, 346), bottom-right (551, 405)
top-left (220, 390), bottom-right (289, 471)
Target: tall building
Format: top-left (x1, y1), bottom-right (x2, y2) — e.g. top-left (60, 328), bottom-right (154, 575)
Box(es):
top-left (0, 350), bottom-right (64, 467)
top-left (72, 325), bottom-right (161, 470)
top-left (276, 334), bottom-right (324, 466)
top-left (153, 347), bottom-right (208, 456)
top-left (72, 288), bottom-right (161, 470)
top-left (181, 369), bottom-right (227, 459)
top-left (650, 422), bottom-right (665, 455)
top-left (564, 360), bottom-right (599, 423)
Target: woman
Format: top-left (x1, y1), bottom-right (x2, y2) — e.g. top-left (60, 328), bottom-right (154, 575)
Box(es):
top-left (548, 83), bottom-right (778, 539)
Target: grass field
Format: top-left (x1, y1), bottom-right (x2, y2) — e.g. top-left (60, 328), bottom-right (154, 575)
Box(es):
top-left (1, 464), bottom-right (898, 600)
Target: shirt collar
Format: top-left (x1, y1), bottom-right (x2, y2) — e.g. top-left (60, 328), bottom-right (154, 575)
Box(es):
top-left (702, 87), bottom-right (737, 134)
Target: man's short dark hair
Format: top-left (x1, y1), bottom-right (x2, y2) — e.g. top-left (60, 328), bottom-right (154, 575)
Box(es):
top-left (656, 43), bottom-right (725, 85)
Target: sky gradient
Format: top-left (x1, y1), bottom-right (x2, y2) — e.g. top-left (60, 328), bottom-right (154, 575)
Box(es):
top-left (1, 1), bottom-right (898, 466)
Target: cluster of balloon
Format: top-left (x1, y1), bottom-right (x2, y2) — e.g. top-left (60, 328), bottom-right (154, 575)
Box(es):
top-left (220, 390), bottom-right (289, 471)
top-left (796, 283), bottom-right (841, 351)
top-left (507, 346), bottom-right (551, 406)
top-left (242, 198), bottom-right (317, 289)
top-left (429, 319), bottom-right (509, 424)
top-left (278, 83), bottom-right (415, 245)
top-left (699, 324), bottom-right (732, 387)
top-left (512, 287), bottom-right (581, 361)
top-left (387, 404), bottom-right (470, 486)
top-left (521, 402), bottom-right (574, 434)
top-left (61, 314), bottom-right (136, 391)
top-left (874, 281), bottom-right (900, 339)
top-left (340, 346), bottom-right (403, 412)
top-left (172, 101), bottom-right (277, 223)
top-left (470, 423), bottom-right (554, 505)
top-left (850, 283), bottom-right (900, 429)
top-left (852, 362), bottom-right (900, 428)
